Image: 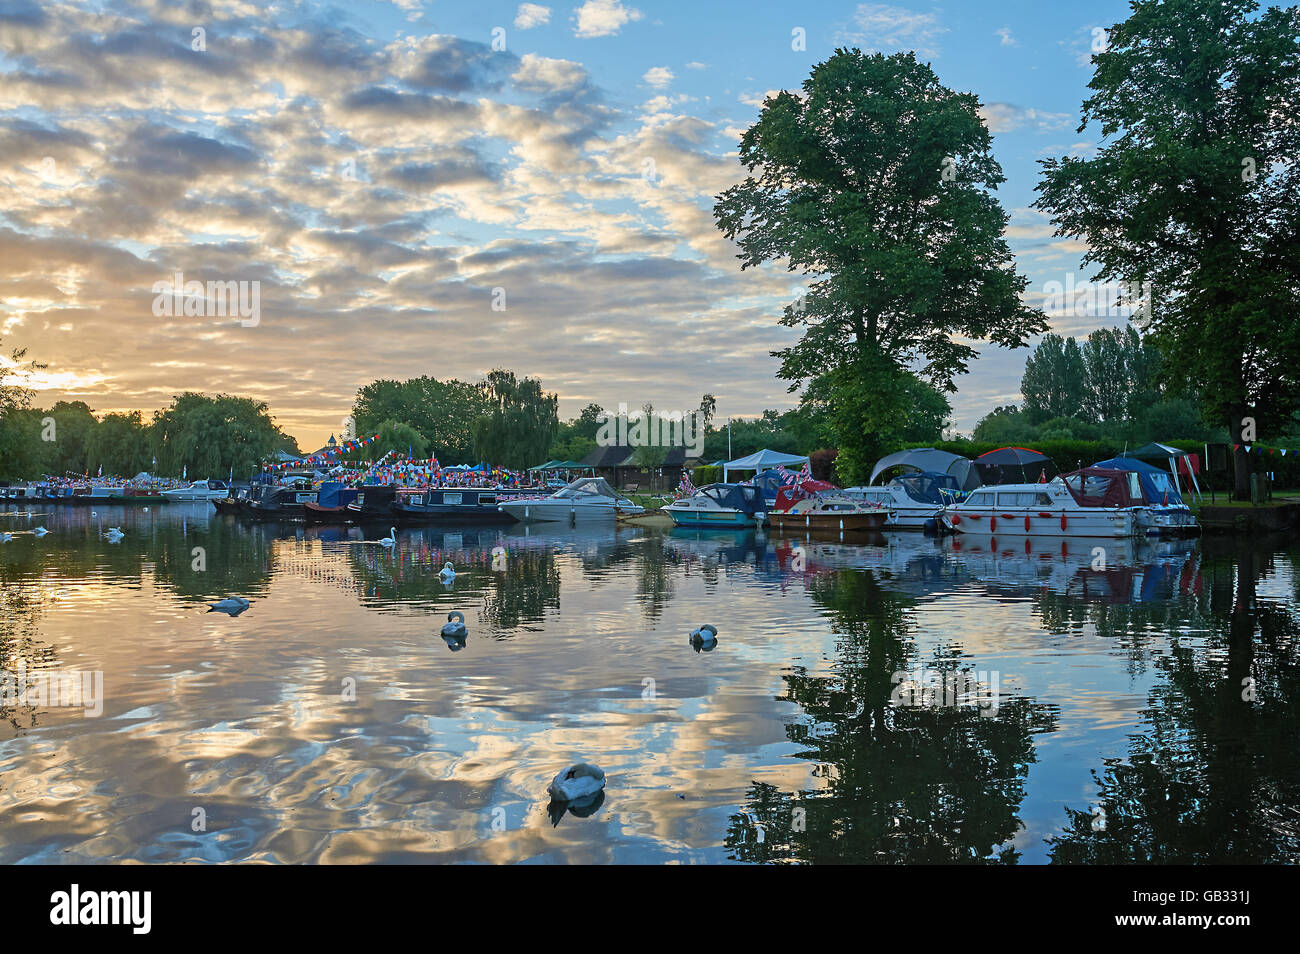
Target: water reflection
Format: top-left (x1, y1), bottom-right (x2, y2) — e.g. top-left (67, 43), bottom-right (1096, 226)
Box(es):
top-left (0, 501), bottom-right (1295, 863)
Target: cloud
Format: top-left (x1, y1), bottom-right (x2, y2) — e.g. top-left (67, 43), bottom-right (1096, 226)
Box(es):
top-left (514, 3), bottom-right (550, 29)
top-left (995, 26), bottom-right (1016, 47)
top-left (979, 102), bottom-right (1074, 134)
top-left (642, 66), bottom-right (674, 88)
top-left (573, 0), bottom-right (642, 38)
top-left (838, 3), bottom-right (948, 58)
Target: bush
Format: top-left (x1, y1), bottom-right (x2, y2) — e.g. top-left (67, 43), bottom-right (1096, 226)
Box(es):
top-left (692, 465), bottom-right (722, 485)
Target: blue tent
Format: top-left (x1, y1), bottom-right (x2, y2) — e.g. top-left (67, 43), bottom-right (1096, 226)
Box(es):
top-left (1094, 457), bottom-right (1185, 506)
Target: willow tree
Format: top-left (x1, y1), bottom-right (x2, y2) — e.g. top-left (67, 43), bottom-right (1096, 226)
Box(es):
top-left (1035, 0), bottom-right (1300, 498)
top-left (714, 49), bottom-right (1044, 482)
top-left (471, 370), bottom-right (558, 469)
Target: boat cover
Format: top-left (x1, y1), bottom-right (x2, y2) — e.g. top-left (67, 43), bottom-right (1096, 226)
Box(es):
top-left (1057, 467), bottom-right (1145, 508)
top-left (1093, 457), bottom-right (1186, 507)
top-left (694, 483), bottom-right (769, 515)
top-left (893, 471), bottom-right (966, 504)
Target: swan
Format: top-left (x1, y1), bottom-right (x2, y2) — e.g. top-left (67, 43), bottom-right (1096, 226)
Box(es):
top-left (440, 610), bottom-right (468, 649)
top-left (207, 597), bottom-right (251, 616)
top-left (547, 763), bottom-right (606, 803)
top-left (438, 561), bottom-right (455, 582)
top-left (104, 527), bottom-right (125, 542)
top-left (0, 532), bottom-right (12, 543)
top-left (32, 526), bottom-right (48, 537)
top-left (689, 623), bottom-right (718, 652)
top-left (379, 527), bottom-right (397, 548)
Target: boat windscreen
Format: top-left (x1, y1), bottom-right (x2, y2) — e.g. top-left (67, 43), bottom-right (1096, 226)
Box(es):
top-left (895, 471), bottom-right (962, 504)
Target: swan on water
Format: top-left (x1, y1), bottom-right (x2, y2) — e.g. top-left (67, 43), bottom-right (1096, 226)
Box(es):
top-left (547, 763), bottom-right (606, 803)
top-left (438, 561), bottom-right (456, 582)
top-left (0, 532), bottom-right (12, 543)
top-left (440, 611), bottom-right (468, 649)
top-left (207, 597), bottom-right (251, 616)
top-left (104, 527), bottom-right (125, 542)
top-left (32, 526), bottom-right (48, 537)
top-left (379, 527), bottom-right (397, 548)
top-left (689, 623), bottom-right (718, 652)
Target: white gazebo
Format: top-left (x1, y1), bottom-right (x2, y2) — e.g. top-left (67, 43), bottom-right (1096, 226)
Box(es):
top-left (722, 448), bottom-right (809, 481)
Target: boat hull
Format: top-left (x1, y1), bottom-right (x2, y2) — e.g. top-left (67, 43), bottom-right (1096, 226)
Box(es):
top-left (496, 501), bottom-right (620, 523)
top-left (770, 511), bottom-right (889, 532)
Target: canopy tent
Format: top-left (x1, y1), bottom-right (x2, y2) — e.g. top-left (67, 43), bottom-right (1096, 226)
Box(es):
top-left (869, 447), bottom-right (979, 490)
top-left (1121, 443), bottom-right (1203, 501)
top-left (722, 449), bottom-right (809, 481)
top-left (974, 446), bottom-right (1057, 486)
top-left (554, 460), bottom-right (593, 470)
top-left (1094, 456), bottom-right (1187, 507)
top-left (529, 460), bottom-right (562, 471)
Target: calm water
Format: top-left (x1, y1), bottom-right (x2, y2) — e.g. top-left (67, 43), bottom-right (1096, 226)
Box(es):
top-left (1, 501), bottom-right (1297, 864)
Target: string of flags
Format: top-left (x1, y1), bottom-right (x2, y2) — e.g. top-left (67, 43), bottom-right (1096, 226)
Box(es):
top-left (1235, 444), bottom-right (1295, 457)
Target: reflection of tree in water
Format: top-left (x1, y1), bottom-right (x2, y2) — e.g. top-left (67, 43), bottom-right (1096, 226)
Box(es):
top-left (1050, 541), bottom-right (1300, 863)
top-left (632, 533), bottom-right (676, 621)
top-left (727, 569), bottom-right (1058, 863)
top-left (480, 546), bottom-right (561, 630)
top-left (150, 517), bottom-right (275, 598)
top-left (0, 567), bottom-right (59, 733)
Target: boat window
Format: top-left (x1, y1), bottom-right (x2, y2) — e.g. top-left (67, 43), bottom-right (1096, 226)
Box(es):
top-left (968, 493), bottom-right (993, 506)
top-left (1127, 473), bottom-right (1142, 499)
top-left (996, 491), bottom-right (1054, 507)
top-left (444, 493), bottom-right (462, 505)
top-left (478, 494), bottom-right (495, 506)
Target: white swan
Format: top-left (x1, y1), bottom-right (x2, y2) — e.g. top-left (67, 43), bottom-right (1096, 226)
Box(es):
top-left (379, 527), bottom-right (397, 548)
top-left (104, 527), bottom-right (125, 542)
top-left (32, 526), bottom-right (48, 537)
top-left (207, 597), bottom-right (251, 616)
top-left (547, 763), bottom-right (606, 803)
top-left (438, 561), bottom-right (456, 582)
top-left (0, 532), bottom-right (12, 543)
top-left (689, 623), bottom-right (718, 651)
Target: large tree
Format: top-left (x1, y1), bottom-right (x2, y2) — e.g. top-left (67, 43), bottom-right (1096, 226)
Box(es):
top-left (714, 49), bottom-right (1044, 482)
top-left (352, 376), bottom-right (492, 465)
top-left (1021, 334), bottom-right (1088, 424)
top-left (1035, 0), bottom-right (1300, 498)
top-left (471, 370), bottom-right (558, 469)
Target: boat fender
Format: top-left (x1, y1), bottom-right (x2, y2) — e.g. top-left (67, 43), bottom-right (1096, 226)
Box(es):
top-left (990, 515), bottom-right (996, 532)
top-left (1060, 512), bottom-right (1067, 531)
top-left (950, 514), bottom-right (961, 526)
top-left (1024, 515), bottom-right (1031, 532)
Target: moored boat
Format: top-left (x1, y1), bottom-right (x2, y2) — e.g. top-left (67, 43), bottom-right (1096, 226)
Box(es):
top-left (940, 467), bottom-right (1146, 537)
top-left (664, 483), bottom-right (768, 528)
top-left (161, 479), bottom-right (231, 501)
top-left (496, 477), bottom-right (642, 524)
top-left (393, 486), bottom-right (526, 524)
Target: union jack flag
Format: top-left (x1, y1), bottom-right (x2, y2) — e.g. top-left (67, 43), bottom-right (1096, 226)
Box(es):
top-left (676, 470), bottom-right (696, 498)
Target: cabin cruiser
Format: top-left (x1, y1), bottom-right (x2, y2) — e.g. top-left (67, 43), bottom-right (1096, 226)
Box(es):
top-left (496, 477), bottom-right (643, 524)
top-left (939, 468), bottom-right (1147, 537)
top-left (664, 483), bottom-right (768, 528)
top-left (1093, 457), bottom-right (1199, 536)
top-left (841, 471), bottom-right (967, 530)
top-left (162, 479), bottom-right (230, 501)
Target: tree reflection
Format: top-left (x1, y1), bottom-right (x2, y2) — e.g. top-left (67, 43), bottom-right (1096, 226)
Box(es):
top-left (727, 568), bottom-right (1058, 863)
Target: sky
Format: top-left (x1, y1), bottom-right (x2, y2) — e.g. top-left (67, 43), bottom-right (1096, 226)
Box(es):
top-left (0, 0), bottom-right (1141, 450)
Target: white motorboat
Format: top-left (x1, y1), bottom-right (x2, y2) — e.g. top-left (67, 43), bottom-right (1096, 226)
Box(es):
top-left (840, 471), bottom-right (967, 530)
top-left (940, 468), bottom-right (1147, 538)
top-left (496, 477), bottom-right (643, 523)
top-left (161, 479), bottom-right (231, 501)
top-left (664, 483), bottom-right (769, 528)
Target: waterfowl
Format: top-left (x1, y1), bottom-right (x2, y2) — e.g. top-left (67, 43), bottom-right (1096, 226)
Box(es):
top-left (379, 527), bottom-right (397, 548)
top-left (32, 526), bottom-right (48, 537)
top-left (0, 532), bottom-right (12, 543)
top-left (104, 527), bottom-right (125, 542)
top-left (207, 597), bottom-right (251, 616)
top-left (689, 623), bottom-right (718, 652)
top-left (440, 610), bottom-right (468, 649)
top-left (438, 561), bottom-right (456, 582)
top-left (547, 763), bottom-right (606, 803)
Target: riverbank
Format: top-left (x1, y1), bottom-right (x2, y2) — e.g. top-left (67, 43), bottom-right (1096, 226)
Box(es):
top-left (1193, 497), bottom-right (1300, 534)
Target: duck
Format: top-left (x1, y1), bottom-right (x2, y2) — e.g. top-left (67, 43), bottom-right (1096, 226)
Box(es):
top-left (689, 623), bottom-right (718, 652)
top-left (440, 610), bottom-right (468, 649)
top-left (547, 763), bottom-right (606, 803)
top-left (379, 527), bottom-right (397, 548)
top-left (32, 526), bottom-right (48, 537)
top-left (207, 597), bottom-right (251, 616)
top-left (104, 527), bottom-right (125, 543)
top-left (438, 561), bottom-right (456, 583)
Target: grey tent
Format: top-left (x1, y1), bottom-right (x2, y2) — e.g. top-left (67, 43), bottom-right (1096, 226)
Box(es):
top-left (1123, 442), bottom-right (1203, 501)
top-left (869, 448), bottom-right (980, 490)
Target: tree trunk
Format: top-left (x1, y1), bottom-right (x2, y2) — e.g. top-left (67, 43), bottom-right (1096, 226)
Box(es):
top-left (1228, 404), bottom-right (1251, 501)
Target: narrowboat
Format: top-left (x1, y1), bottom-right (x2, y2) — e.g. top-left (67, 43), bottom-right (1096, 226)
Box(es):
top-left (303, 482), bottom-right (362, 523)
top-left (393, 487), bottom-right (524, 524)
